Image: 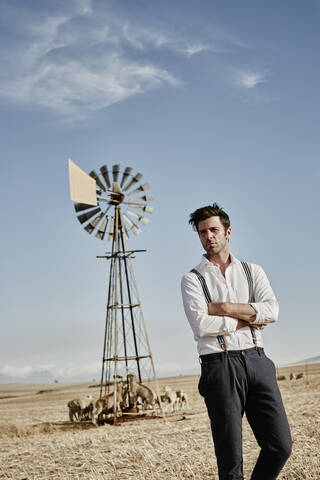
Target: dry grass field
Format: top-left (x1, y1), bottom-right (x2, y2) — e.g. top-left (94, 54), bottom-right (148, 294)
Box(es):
top-left (0, 364), bottom-right (319, 480)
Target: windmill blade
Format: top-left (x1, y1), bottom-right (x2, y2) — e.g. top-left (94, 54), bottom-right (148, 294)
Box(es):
top-left (100, 165), bottom-right (111, 189)
top-left (112, 164), bottom-right (120, 182)
top-left (128, 183), bottom-right (150, 196)
top-left (130, 204), bottom-right (154, 214)
top-left (140, 217), bottom-right (150, 225)
top-left (68, 159), bottom-right (97, 206)
top-left (84, 212), bottom-right (105, 234)
top-left (74, 202), bottom-right (97, 213)
top-left (120, 167), bottom-right (133, 187)
top-left (126, 210), bottom-right (150, 226)
top-left (144, 194), bottom-right (154, 202)
top-left (122, 213), bottom-right (133, 229)
top-left (129, 194), bottom-right (154, 203)
top-left (77, 207), bottom-right (100, 224)
top-left (131, 225), bottom-right (141, 235)
top-left (108, 216), bottom-right (115, 242)
top-left (112, 182), bottom-right (123, 194)
top-left (122, 214), bottom-right (142, 235)
top-left (89, 170), bottom-right (106, 192)
top-left (95, 215), bottom-right (109, 240)
top-left (123, 172), bottom-right (143, 192)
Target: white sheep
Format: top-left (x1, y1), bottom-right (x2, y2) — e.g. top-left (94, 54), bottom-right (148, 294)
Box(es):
top-left (92, 382), bottom-right (124, 425)
top-left (162, 385), bottom-right (179, 413)
top-left (67, 394), bottom-right (93, 422)
top-left (176, 389), bottom-right (189, 410)
top-left (127, 373), bottom-right (157, 410)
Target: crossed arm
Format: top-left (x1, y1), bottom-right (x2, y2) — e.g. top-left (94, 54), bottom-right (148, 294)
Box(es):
top-left (208, 302), bottom-right (266, 330)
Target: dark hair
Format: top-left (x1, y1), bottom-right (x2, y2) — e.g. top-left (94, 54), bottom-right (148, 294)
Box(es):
top-left (189, 203), bottom-right (230, 232)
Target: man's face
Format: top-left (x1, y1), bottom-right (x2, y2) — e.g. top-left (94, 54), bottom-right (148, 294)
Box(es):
top-left (197, 216), bottom-right (231, 257)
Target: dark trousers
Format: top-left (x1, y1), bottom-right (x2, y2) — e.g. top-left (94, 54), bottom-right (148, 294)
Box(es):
top-left (199, 347), bottom-right (292, 480)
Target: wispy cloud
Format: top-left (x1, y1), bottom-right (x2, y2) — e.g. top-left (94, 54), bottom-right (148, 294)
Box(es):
top-left (120, 23), bottom-right (212, 57)
top-left (180, 44), bottom-right (211, 57)
top-left (2, 54), bottom-right (179, 117)
top-left (0, 2), bottom-right (210, 120)
top-left (236, 70), bottom-right (266, 89)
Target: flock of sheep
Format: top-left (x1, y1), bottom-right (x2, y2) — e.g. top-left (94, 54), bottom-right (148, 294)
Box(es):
top-left (277, 372), bottom-right (304, 381)
top-left (67, 373), bottom-right (189, 425)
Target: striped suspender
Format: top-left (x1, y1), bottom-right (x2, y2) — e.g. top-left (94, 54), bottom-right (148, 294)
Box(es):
top-left (240, 262), bottom-right (258, 348)
top-left (190, 268), bottom-right (227, 351)
top-left (190, 262), bottom-right (257, 351)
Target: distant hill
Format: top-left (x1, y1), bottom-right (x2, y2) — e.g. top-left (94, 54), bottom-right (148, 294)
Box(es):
top-left (288, 355), bottom-right (320, 366)
top-left (0, 370), bottom-right (56, 384)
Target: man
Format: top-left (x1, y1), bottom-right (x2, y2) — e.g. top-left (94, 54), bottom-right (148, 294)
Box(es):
top-left (181, 204), bottom-right (291, 480)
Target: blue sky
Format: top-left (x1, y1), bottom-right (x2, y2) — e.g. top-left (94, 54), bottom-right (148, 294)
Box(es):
top-left (1, 0), bottom-right (319, 382)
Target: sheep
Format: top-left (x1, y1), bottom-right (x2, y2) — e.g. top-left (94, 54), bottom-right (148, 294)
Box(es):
top-left (92, 382), bottom-right (124, 425)
top-left (127, 373), bottom-right (157, 410)
top-left (122, 381), bottom-right (134, 408)
top-left (162, 385), bottom-right (179, 413)
top-left (68, 399), bottom-right (80, 422)
top-left (176, 389), bottom-right (189, 410)
top-left (157, 392), bottom-right (171, 413)
top-left (121, 382), bottom-right (145, 413)
top-left (295, 372), bottom-right (304, 380)
top-left (277, 375), bottom-right (286, 381)
top-left (136, 395), bottom-right (146, 412)
top-left (78, 396), bottom-right (94, 420)
top-left (67, 394), bottom-right (93, 422)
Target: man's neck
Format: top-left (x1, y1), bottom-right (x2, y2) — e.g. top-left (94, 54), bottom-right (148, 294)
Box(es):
top-left (206, 250), bottom-right (231, 276)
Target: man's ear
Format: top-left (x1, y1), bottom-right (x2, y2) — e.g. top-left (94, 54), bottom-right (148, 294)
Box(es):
top-left (226, 226), bottom-right (231, 240)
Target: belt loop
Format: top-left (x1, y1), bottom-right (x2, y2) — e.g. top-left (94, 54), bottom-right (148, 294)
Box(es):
top-left (199, 356), bottom-right (202, 364)
top-left (257, 347), bottom-right (261, 356)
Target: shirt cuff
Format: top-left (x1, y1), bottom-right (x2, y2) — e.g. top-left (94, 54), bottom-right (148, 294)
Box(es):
top-left (249, 303), bottom-right (262, 324)
top-left (250, 303), bottom-right (277, 324)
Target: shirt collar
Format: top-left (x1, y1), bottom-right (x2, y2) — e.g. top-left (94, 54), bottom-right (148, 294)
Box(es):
top-left (199, 252), bottom-right (240, 269)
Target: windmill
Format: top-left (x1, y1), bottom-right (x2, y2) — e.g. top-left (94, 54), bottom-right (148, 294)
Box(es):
top-left (68, 159), bottom-right (162, 421)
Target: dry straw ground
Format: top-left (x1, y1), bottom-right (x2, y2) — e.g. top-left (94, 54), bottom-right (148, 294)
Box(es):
top-left (1, 365), bottom-right (319, 480)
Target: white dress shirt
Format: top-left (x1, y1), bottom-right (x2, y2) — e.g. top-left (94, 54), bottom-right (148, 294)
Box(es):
top-left (181, 254), bottom-right (279, 355)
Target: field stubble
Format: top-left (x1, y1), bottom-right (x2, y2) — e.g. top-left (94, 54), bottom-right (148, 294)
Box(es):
top-left (0, 369), bottom-right (319, 480)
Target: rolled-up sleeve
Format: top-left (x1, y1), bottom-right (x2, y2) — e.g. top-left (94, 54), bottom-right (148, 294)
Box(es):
top-left (181, 273), bottom-right (238, 339)
top-left (250, 265), bottom-right (279, 325)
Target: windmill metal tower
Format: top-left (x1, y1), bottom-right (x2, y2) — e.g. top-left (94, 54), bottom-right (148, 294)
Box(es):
top-left (68, 160), bottom-right (162, 421)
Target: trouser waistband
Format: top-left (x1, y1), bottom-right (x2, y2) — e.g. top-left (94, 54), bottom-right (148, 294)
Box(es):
top-left (200, 346), bottom-right (264, 363)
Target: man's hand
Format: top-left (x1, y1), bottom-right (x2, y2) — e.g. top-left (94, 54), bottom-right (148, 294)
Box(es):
top-left (236, 320), bottom-right (267, 330)
top-left (236, 320), bottom-right (249, 330)
top-left (255, 323), bottom-right (267, 330)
